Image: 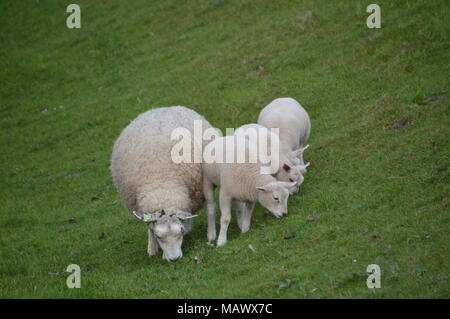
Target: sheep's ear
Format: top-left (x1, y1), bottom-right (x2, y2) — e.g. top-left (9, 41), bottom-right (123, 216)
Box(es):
top-left (292, 145), bottom-right (310, 157)
top-left (282, 163), bottom-right (291, 172)
top-left (175, 211), bottom-right (198, 220)
top-left (256, 186), bottom-right (268, 192)
top-left (298, 162), bottom-right (310, 173)
top-left (279, 181), bottom-right (297, 189)
top-left (132, 211), bottom-right (162, 223)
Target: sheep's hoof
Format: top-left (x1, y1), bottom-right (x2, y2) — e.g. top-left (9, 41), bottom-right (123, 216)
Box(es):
top-left (216, 239), bottom-right (227, 247)
top-left (240, 227), bottom-right (250, 234)
top-left (207, 241), bottom-right (215, 247)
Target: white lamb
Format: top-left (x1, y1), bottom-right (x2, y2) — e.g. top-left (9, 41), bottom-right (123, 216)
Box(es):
top-left (111, 106), bottom-right (216, 261)
top-left (234, 123), bottom-right (309, 194)
top-left (202, 135), bottom-right (296, 247)
top-left (258, 97), bottom-right (311, 167)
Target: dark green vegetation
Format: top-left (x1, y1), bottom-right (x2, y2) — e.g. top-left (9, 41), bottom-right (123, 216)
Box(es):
top-left (0, 0), bottom-right (448, 298)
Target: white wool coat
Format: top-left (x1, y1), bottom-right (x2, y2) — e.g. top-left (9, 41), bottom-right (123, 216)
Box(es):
top-left (111, 106), bottom-right (216, 214)
top-left (257, 97), bottom-right (311, 151)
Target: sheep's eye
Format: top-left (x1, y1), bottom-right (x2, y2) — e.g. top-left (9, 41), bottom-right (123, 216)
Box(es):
top-left (289, 178), bottom-right (294, 182)
top-left (273, 197), bottom-right (279, 201)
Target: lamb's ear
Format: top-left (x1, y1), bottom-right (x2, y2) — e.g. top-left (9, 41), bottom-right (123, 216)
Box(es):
top-left (132, 211), bottom-right (162, 223)
top-left (297, 162), bottom-right (310, 173)
top-left (175, 211), bottom-right (198, 220)
top-left (256, 186), bottom-right (268, 192)
top-left (301, 162), bottom-right (311, 169)
top-left (292, 145), bottom-right (310, 158)
top-left (282, 163), bottom-right (291, 172)
top-left (278, 181), bottom-right (297, 189)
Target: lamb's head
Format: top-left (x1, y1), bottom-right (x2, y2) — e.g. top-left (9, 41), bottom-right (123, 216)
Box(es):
top-left (256, 181), bottom-right (296, 218)
top-left (277, 162), bottom-right (310, 194)
top-left (132, 208), bottom-right (197, 261)
top-left (289, 145), bottom-right (310, 168)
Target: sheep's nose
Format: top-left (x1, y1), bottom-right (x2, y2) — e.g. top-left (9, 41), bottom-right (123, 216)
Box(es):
top-left (167, 257), bottom-right (179, 262)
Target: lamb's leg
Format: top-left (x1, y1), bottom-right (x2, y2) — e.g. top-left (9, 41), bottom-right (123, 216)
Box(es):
top-left (217, 190), bottom-right (232, 247)
top-left (235, 200), bottom-right (244, 230)
top-left (239, 202), bottom-right (255, 233)
top-left (147, 227), bottom-right (159, 257)
top-left (203, 178), bottom-right (216, 245)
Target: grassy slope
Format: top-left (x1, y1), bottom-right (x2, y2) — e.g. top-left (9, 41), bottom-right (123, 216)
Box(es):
top-left (0, 0), bottom-right (448, 298)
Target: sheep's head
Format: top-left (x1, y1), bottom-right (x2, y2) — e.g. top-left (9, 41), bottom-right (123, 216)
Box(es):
top-left (256, 181), bottom-right (296, 217)
top-left (132, 208), bottom-right (197, 261)
top-left (277, 162), bottom-right (310, 194)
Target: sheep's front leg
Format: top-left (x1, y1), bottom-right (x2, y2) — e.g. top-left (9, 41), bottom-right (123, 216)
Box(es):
top-left (203, 178), bottom-right (216, 245)
top-left (147, 227), bottom-right (159, 257)
top-left (217, 190), bottom-right (232, 247)
top-left (239, 202), bottom-right (255, 233)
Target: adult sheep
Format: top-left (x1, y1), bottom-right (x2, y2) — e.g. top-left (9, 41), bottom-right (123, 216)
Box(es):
top-left (111, 106), bottom-right (216, 261)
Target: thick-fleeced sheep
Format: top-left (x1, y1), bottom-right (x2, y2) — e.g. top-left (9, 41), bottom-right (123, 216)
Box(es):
top-left (111, 106), bottom-right (216, 261)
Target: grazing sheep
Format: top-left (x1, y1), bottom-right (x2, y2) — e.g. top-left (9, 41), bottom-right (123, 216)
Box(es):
top-left (258, 97), bottom-right (311, 166)
top-left (234, 123), bottom-right (309, 194)
top-left (202, 135), bottom-right (296, 247)
top-left (111, 106), bottom-right (216, 261)
top-left (232, 124), bottom-right (309, 231)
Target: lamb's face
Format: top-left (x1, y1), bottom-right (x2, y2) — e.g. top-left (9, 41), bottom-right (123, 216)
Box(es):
top-left (277, 163), bottom-right (309, 194)
top-left (256, 181), bottom-right (296, 217)
top-left (132, 209), bottom-right (197, 262)
top-left (277, 164), bottom-right (302, 194)
top-left (288, 155), bottom-right (301, 166)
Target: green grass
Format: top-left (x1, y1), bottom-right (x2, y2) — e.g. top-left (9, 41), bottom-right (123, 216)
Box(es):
top-left (0, 0), bottom-right (449, 298)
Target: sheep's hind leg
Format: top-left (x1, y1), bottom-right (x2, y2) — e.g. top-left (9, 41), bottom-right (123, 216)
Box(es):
top-left (217, 190), bottom-right (232, 247)
top-left (235, 200), bottom-right (245, 230)
top-left (239, 202), bottom-right (255, 233)
top-left (203, 178), bottom-right (216, 245)
top-left (147, 228), bottom-right (159, 257)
